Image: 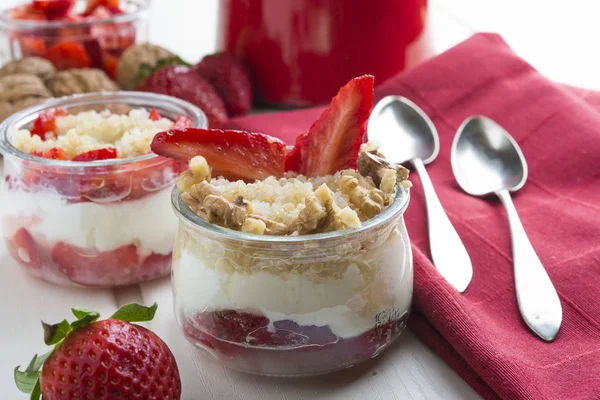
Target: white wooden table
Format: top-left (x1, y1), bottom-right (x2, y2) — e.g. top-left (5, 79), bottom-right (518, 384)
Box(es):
top-left (2, 0), bottom-right (599, 398)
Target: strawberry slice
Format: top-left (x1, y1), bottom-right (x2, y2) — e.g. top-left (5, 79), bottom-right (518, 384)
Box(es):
top-left (51, 242), bottom-right (139, 287)
top-left (30, 107), bottom-right (68, 138)
top-left (44, 147), bottom-right (69, 160)
top-left (171, 115), bottom-right (192, 129)
top-left (83, 0), bottom-right (121, 16)
top-left (149, 108), bottom-right (161, 121)
top-left (5, 228), bottom-right (41, 270)
top-left (46, 41), bottom-right (92, 70)
top-left (32, 0), bottom-right (74, 20)
top-left (151, 128), bottom-right (287, 181)
top-left (72, 147), bottom-right (117, 161)
top-left (286, 75), bottom-right (374, 177)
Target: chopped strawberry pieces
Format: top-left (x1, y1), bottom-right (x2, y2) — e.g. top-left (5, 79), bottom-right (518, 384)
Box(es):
top-left (44, 147), bottom-right (69, 160)
top-left (46, 41), bottom-right (92, 70)
top-left (30, 107), bottom-right (68, 138)
top-left (72, 147), bottom-right (117, 161)
top-left (151, 128), bottom-right (287, 181)
top-left (51, 242), bottom-right (140, 287)
top-left (286, 75), bottom-right (374, 177)
top-left (149, 108), bottom-right (162, 121)
top-left (5, 228), bottom-right (41, 270)
top-left (171, 115), bottom-right (192, 129)
top-left (83, 0), bottom-right (121, 16)
top-left (32, 0), bottom-right (74, 20)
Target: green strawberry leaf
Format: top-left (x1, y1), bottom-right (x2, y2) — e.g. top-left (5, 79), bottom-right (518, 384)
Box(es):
top-left (26, 351), bottom-right (51, 373)
top-left (30, 379), bottom-right (41, 400)
top-left (70, 308), bottom-right (100, 330)
top-left (71, 307), bottom-right (99, 320)
top-left (14, 366), bottom-right (38, 394)
top-left (130, 56), bottom-right (191, 89)
top-left (42, 319), bottom-right (72, 345)
top-left (110, 302), bottom-right (158, 323)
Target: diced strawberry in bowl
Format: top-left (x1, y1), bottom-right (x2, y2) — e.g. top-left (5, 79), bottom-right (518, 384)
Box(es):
top-left (0, 92), bottom-right (207, 287)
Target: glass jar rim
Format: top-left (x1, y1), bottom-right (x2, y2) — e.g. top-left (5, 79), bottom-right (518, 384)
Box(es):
top-left (0, 0), bottom-right (150, 31)
top-left (0, 91), bottom-right (207, 168)
top-left (171, 185), bottom-right (410, 244)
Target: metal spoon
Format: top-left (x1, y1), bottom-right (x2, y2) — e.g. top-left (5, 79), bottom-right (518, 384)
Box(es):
top-left (368, 96), bottom-right (473, 293)
top-left (451, 116), bottom-right (562, 341)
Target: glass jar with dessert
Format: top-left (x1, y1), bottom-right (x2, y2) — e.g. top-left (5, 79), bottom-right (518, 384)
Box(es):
top-left (0, 91), bottom-right (207, 287)
top-left (156, 75), bottom-right (415, 376)
top-left (0, 0), bottom-right (149, 79)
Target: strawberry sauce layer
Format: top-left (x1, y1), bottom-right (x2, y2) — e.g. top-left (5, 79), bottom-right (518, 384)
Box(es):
top-left (182, 310), bottom-right (409, 376)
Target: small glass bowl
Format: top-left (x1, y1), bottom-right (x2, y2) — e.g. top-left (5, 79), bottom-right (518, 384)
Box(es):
top-left (171, 185), bottom-right (413, 376)
top-left (0, 91), bottom-right (207, 287)
top-left (0, 0), bottom-right (150, 78)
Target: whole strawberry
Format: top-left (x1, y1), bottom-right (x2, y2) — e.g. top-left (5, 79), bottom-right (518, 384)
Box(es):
top-left (14, 303), bottom-right (181, 400)
top-left (194, 52), bottom-right (253, 117)
top-left (139, 64), bottom-right (228, 128)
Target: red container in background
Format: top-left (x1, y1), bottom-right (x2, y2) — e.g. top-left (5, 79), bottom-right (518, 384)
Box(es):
top-left (218, 0), bottom-right (430, 107)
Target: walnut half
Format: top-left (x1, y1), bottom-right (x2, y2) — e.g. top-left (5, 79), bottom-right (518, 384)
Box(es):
top-left (0, 57), bottom-right (56, 82)
top-left (46, 69), bottom-right (118, 97)
top-left (0, 74), bottom-right (51, 121)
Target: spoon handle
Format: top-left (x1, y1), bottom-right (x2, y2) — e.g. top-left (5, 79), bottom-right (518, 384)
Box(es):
top-left (496, 189), bottom-right (562, 341)
top-left (412, 158), bottom-right (473, 292)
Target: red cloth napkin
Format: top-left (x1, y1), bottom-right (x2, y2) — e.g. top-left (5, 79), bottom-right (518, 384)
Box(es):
top-left (228, 33), bottom-right (600, 400)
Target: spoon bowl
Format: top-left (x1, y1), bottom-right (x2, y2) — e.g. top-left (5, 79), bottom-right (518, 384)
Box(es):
top-left (368, 96), bottom-right (439, 164)
top-left (452, 116), bottom-right (527, 195)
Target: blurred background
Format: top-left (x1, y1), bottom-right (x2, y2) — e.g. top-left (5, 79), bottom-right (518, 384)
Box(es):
top-left (2, 0), bottom-right (598, 90)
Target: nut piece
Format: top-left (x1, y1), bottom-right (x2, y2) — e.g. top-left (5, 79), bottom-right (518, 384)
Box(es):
top-left (0, 74), bottom-right (52, 121)
top-left (177, 156), bottom-right (212, 192)
top-left (117, 43), bottom-right (175, 89)
top-left (357, 149), bottom-right (410, 191)
top-left (241, 217), bottom-right (267, 235)
top-left (46, 69), bottom-right (118, 97)
top-left (183, 181), bottom-right (251, 230)
top-left (340, 175), bottom-right (385, 219)
top-left (0, 57), bottom-right (56, 82)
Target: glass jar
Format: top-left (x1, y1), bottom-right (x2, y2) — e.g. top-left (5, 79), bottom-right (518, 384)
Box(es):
top-left (0, 0), bottom-right (150, 79)
top-left (218, 0), bottom-right (430, 107)
top-left (0, 91), bottom-right (207, 287)
top-left (171, 185), bottom-right (413, 376)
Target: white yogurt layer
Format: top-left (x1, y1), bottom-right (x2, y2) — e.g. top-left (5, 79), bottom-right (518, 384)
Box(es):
top-left (1, 187), bottom-right (177, 257)
top-left (173, 225), bottom-right (413, 339)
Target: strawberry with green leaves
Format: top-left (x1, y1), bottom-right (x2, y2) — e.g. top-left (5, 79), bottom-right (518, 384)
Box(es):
top-left (14, 303), bottom-right (181, 400)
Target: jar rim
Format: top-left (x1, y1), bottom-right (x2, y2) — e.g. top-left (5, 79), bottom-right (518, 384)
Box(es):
top-left (171, 185), bottom-right (410, 244)
top-left (0, 0), bottom-right (150, 30)
top-left (0, 91), bottom-right (207, 168)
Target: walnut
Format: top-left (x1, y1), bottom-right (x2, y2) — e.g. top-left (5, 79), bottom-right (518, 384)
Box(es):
top-left (241, 217), bottom-right (267, 235)
top-left (245, 214), bottom-right (289, 235)
top-left (117, 43), bottom-right (175, 89)
top-left (0, 57), bottom-right (56, 82)
top-left (357, 149), bottom-right (410, 192)
top-left (340, 175), bottom-right (385, 219)
top-left (0, 74), bottom-right (51, 121)
top-left (46, 69), bottom-right (118, 97)
top-left (288, 185), bottom-right (331, 234)
top-left (183, 182), bottom-right (252, 230)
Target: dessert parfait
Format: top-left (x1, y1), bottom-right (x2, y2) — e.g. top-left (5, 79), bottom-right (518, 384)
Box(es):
top-left (0, 0), bottom-right (149, 79)
top-left (156, 76), bottom-right (415, 376)
top-left (0, 91), bottom-right (207, 287)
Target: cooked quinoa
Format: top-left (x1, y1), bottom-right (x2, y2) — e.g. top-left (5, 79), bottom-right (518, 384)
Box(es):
top-left (11, 108), bottom-right (174, 159)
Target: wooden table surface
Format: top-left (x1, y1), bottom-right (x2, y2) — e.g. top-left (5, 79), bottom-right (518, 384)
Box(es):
top-left (2, 0), bottom-right (597, 398)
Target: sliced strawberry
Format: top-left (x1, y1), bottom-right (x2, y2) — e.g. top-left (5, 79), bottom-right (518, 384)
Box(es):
top-left (149, 108), bottom-right (161, 121)
top-left (83, 0), bottom-right (120, 15)
top-left (18, 37), bottom-right (47, 58)
top-left (101, 50), bottom-right (119, 79)
top-left (32, 0), bottom-right (74, 20)
top-left (152, 128), bottom-right (287, 181)
top-left (9, 4), bottom-right (47, 21)
top-left (44, 147), bottom-right (69, 160)
top-left (30, 150), bottom-right (45, 157)
top-left (194, 52), bottom-right (253, 116)
top-left (72, 147), bottom-right (117, 161)
top-left (286, 75), bottom-right (374, 177)
top-left (46, 41), bottom-right (92, 70)
top-left (30, 107), bottom-right (68, 138)
top-left (138, 65), bottom-right (228, 128)
top-left (5, 228), bottom-right (41, 270)
top-left (172, 115), bottom-right (192, 129)
top-left (51, 242), bottom-right (139, 287)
